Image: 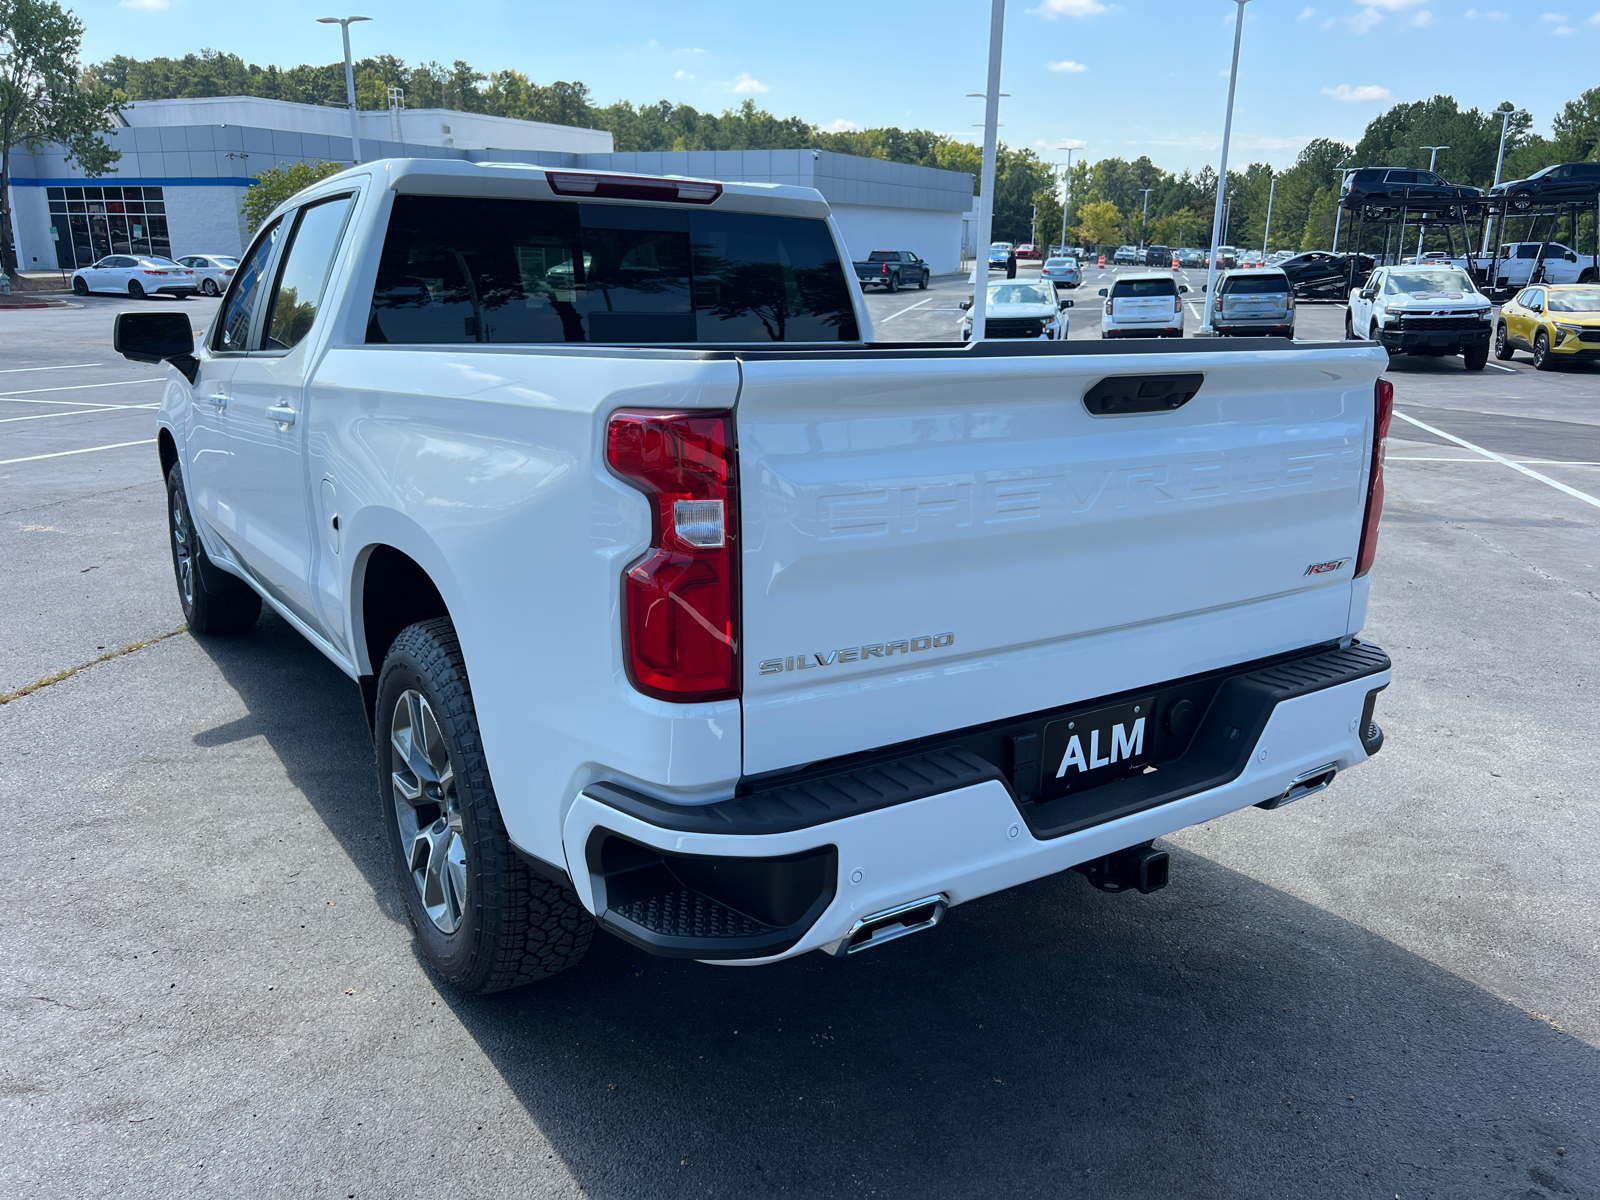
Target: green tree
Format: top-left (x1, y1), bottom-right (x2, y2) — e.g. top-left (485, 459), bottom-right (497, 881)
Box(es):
top-left (1075, 200), bottom-right (1123, 248)
top-left (1, 0), bottom-right (121, 270)
top-left (240, 159), bottom-right (344, 231)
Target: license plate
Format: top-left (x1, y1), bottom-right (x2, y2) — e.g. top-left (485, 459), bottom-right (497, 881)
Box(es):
top-left (1040, 696), bottom-right (1155, 799)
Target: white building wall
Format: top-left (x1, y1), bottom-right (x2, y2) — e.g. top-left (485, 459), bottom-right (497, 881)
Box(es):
top-left (826, 204), bottom-right (963, 275)
top-left (164, 185), bottom-right (251, 259)
top-left (7, 186), bottom-right (57, 270)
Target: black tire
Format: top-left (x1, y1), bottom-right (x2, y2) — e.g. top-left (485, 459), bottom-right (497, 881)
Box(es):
top-left (376, 618), bottom-right (594, 994)
top-left (887, 273), bottom-right (899, 294)
top-left (917, 271), bottom-right (928, 290)
top-left (202, 278), bottom-right (220, 297)
top-left (1494, 321), bottom-right (1514, 360)
top-left (1511, 191), bottom-right (1533, 213)
top-left (128, 279), bottom-right (145, 299)
top-left (72, 276), bottom-right (88, 296)
top-left (1344, 309), bottom-right (1355, 339)
top-left (165, 462), bottom-right (261, 634)
top-left (1579, 269), bottom-right (1597, 285)
top-left (1533, 330), bottom-right (1554, 371)
top-left (1463, 341), bottom-right (1488, 371)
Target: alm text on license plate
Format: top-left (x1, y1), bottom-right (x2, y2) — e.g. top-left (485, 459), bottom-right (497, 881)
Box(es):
top-left (1040, 696), bottom-right (1155, 799)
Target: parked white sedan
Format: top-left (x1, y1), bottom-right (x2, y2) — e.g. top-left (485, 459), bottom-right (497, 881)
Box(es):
top-left (175, 254), bottom-right (239, 297)
top-left (71, 255), bottom-right (197, 300)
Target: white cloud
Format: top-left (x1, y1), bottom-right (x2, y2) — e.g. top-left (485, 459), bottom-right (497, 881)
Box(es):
top-left (1319, 17), bottom-right (1336, 27)
top-left (1028, 0), bottom-right (1107, 18)
top-left (1047, 60), bottom-right (1088, 73)
top-left (1410, 9), bottom-right (1434, 26)
top-left (1298, 6), bottom-right (1316, 17)
top-left (1348, 8), bottom-right (1384, 33)
top-left (1540, 11), bottom-right (1567, 19)
top-left (1036, 137), bottom-right (1088, 150)
top-left (1556, 23), bottom-right (1576, 31)
top-left (118, 0), bottom-right (169, 9)
top-left (673, 69), bottom-right (693, 81)
top-left (1323, 83), bottom-right (1393, 102)
top-left (729, 73), bottom-right (768, 95)
top-left (1360, 0), bottom-right (1426, 9)
top-left (823, 119), bottom-right (861, 133)
top-left (1464, 6), bottom-right (1508, 14)
top-left (1589, 10), bottom-right (1600, 23)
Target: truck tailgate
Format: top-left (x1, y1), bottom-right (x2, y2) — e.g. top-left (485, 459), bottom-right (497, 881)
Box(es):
top-left (735, 344), bottom-right (1387, 776)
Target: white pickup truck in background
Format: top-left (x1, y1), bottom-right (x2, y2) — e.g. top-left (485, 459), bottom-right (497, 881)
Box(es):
top-left (1452, 242), bottom-right (1599, 289)
top-left (116, 159), bottom-right (1394, 993)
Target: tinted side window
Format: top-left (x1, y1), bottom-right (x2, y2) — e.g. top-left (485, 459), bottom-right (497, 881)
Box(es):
top-left (215, 219), bottom-right (284, 352)
top-left (367, 196), bottom-right (857, 344)
top-left (264, 195), bottom-right (355, 351)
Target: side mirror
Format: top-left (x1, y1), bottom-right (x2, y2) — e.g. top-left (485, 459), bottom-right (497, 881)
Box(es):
top-left (114, 310), bottom-right (198, 383)
top-left (1097, 288), bottom-right (1108, 297)
top-left (1566, 251), bottom-right (1578, 262)
top-left (1059, 299), bottom-right (1074, 309)
top-left (1179, 284), bottom-right (1190, 293)
top-left (959, 299), bottom-right (972, 310)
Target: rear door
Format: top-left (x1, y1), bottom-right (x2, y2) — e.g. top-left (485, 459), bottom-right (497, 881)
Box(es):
top-left (736, 345), bottom-right (1384, 774)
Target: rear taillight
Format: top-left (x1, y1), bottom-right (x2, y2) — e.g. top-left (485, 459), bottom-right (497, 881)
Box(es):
top-left (1287, 295), bottom-right (1296, 310)
top-left (606, 409), bottom-right (739, 701)
top-left (1355, 378), bottom-right (1393, 578)
top-left (882, 263), bottom-right (889, 274)
top-left (1105, 299), bottom-right (1114, 315)
top-left (1173, 296), bottom-right (1181, 313)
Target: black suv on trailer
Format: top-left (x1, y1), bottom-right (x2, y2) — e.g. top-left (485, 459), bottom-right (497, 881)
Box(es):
top-left (1490, 162), bottom-right (1600, 211)
top-left (1343, 167), bottom-right (1483, 215)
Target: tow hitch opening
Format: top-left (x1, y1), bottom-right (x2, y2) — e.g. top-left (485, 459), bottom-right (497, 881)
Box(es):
top-left (1074, 841), bottom-right (1170, 894)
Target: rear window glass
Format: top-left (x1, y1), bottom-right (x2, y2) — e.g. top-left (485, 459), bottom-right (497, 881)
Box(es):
top-left (1111, 278), bottom-right (1178, 298)
top-left (867, 251), bottom-right (896, 262)
top-left (367, 195), bottom-right (858, 345)
top-left (1221, 274), bottom-right (1289, 295)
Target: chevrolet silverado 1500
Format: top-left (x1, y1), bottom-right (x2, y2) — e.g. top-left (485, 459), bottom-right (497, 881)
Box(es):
top-left (115, 159), bottom-right (1394, 993)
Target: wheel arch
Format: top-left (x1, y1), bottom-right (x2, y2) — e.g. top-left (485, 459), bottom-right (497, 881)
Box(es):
top-left (157, 427), bottom-right (178, 482)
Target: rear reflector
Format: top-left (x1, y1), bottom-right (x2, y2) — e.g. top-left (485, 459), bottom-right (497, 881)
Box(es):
top-left (1355, 378), bottom-right (1393, 578)
top-left (606, 409), bottom-right (739, 701)
top-left (546, 171), bottom-right (723, 205)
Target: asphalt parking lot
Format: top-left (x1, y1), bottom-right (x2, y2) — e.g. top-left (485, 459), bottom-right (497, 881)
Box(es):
top-left (3, 288), bottom-right (1598, 1199)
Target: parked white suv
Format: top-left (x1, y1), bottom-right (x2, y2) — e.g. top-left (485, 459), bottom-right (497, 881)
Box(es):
top-left (1098, 272), bottom-right (1189, 338)
top-left (115, 159), bottom-right (1393, 992)
top-left (1346, 265), bottom-right (1492, 370)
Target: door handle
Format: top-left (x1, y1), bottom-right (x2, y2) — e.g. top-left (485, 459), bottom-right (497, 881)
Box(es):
top-left (266, 403), bottom-right (297, 430)
top-left (205, 392), bottom-right (228, 410)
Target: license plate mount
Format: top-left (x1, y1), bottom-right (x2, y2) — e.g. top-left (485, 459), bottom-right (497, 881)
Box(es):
top-left (1040, 696), bottom-right (1156, 800)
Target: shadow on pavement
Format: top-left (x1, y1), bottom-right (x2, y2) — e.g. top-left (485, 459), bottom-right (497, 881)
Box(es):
top-left (193, 614), bottom-right (1599, 1200)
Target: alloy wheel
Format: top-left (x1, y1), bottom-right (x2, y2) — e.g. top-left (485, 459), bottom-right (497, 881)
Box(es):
top-left (203, 278), bottom-right (219, 296)
top-left (390, 689), bottom-right (468, 934)
top-left (169, 488), bottom-right (195, 607)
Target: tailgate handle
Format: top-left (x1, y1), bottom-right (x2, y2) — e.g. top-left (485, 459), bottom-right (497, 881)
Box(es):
top-left (1083, 373), bottom-right (1204, 416)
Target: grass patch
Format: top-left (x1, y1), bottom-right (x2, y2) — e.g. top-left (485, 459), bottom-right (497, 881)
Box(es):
top-left (0, 627), bottom-right (188, 706)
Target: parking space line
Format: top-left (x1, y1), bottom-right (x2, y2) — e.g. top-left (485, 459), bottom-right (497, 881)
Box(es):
top-left (1390, 456), bottom-right (1600, 465)
top-left (0, 379), bottom-right (165, 404)
top-left (0, 363), bottom-right (105, 375)
top-left (0, 439), bottom-right (156, 466)
top-left (1392, 410), bottom-right (1600, 510)
top-left (0, 403), bottom-right (159, 424)
top-left (1485, 363), bottom-right (1517, 374)
top-left (879, 297), bottom-right (937, 322)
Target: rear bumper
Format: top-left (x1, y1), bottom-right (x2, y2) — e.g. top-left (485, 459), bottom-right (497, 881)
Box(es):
top-left (1217, 322), bottom-right (1294, 336)
top-left (563, 641), bottom-right (1390, 964)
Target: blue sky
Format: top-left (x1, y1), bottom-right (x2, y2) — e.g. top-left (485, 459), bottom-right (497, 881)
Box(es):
top-left (82, 0), bottom-right (1600, 173)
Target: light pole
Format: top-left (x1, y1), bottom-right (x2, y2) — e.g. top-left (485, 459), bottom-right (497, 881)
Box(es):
top-left (1138, 187), bottom-right (1153, 250)
top-left (1053, 147), bottom-right (1077, 253)
top-left (1261, 170), bottom-right (1275, 257)
top-left (1416, 146), bottom-right (1448, 259)
top-left (1201, 0), bottom-right (1250, 333)
top-left (317, 15), bottom-right (372, 165)
top-left (1482, 108), bottom-right (1528, 255)
top-left (968, 0), bottom-right (1006, 343)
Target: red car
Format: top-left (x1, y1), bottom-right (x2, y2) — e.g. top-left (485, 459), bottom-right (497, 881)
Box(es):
top-left (1015, 244), bottom-right (1041, 260)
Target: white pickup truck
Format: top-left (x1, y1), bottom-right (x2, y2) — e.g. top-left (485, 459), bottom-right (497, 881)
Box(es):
top-left (1452, 242), bottom-right (1599, 290)
top-left (116, 159), bottom-right (1394, 993)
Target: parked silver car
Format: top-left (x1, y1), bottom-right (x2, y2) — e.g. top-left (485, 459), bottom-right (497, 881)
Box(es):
top-left (1039, 256), bottom-right (1081, 288)
top-left (1206, 267), bottom-right (1295, 338)
top-left (175, 254), bottom-right (239, 297)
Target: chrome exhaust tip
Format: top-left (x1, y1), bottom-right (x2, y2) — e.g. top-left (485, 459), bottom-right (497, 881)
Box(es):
top-left (834, 894), bottom-right (948, 956)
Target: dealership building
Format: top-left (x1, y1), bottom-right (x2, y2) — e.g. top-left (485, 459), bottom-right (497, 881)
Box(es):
top-left (5, 96), bottom-right (974, 276)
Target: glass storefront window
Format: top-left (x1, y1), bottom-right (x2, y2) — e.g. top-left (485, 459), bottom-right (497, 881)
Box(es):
top-left (47, 185), bottom-right (170, 269)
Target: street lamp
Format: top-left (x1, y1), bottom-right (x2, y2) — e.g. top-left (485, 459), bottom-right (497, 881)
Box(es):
top-left (967, 0), bottom-right (1006, 343)
top-left (1138, 187), bottom-right (1153, 250)
top-left (1416, 145), bottom-right (1448, 259)
top-left (1261, 169), bottom-right (1275, 257)
top-left (1482, 109), bottom-right (1529, 255)
top-left (1200, 0), bottom-right (1250, 334)
top-left (1052, 147), bottom-right (1078, 254)
top-left (317, 15), bottom-right (372, 165)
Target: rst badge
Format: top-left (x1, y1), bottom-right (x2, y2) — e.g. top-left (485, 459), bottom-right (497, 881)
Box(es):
top-left (1304, 558), bottom-right (1350, 576)
top-left (1041, 696), bottom-right (1154, 797)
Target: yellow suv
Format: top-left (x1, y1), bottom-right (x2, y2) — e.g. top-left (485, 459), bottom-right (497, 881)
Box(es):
top-left (1495, 283), bottom-right (1600, 369)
